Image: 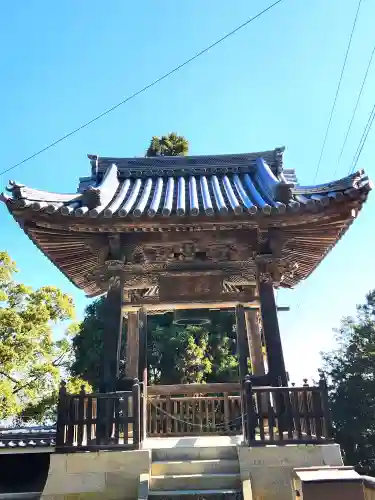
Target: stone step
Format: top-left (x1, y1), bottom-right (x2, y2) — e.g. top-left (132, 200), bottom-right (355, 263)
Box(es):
top-left (152, 458), bottom-right (240, 476)
top-left (150, 473), bottom-right (241, 492)
top-left (148, 489), bottom-right (243, 499)
top-left (152, 446), bottom-right (238, 462)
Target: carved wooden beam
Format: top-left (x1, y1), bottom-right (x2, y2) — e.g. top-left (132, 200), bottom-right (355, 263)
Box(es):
top-left (122, 296), bottom-right (260, 312)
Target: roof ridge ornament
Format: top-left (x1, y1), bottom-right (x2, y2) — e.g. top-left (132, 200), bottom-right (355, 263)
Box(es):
top-left (6, 180), bottom-right (25, 193)
top-left (255, 157), bottom-right (294, 205)
top-left (82, 163), bottom-right (119, 210)
top-left (273, 182), bottom-right (294, 204)
top-left (88, 154), bottom-right (100, 178)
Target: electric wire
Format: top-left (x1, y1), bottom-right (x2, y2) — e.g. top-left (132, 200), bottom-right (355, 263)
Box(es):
top-left (349, 102), bottom-right (375, 174)
top-left (334, 41), bottom-right (375, 177)
top-left (0, 0), bottom-right (285, 178)
top-left (313, 0), bottom-right (363, 182)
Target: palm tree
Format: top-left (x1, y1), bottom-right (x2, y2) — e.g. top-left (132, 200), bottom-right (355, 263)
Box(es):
top-left (146, 133), bottom-right (189, 157)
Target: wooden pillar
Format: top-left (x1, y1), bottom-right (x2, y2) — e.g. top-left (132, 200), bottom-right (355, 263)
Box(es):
top-left (245, 310), bottom-right (265, 376)
top-left (100, 276), bottom-right (124, 393)
top-left (138, 308), bottom-right (148, 384)
top-left (126, 312), bottom-right (139, 378)
top-left (235, 305), bottom-right (249, 382)
top-left (138, 308), bottom-right (148, 440)
top-left (235, 304), bottom-right (249, 440)
top-left (258, 279), bottom-right (287, 387)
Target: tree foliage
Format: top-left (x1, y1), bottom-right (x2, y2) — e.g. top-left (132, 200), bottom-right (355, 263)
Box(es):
top-left (70, 297), bottom-right (126, 390)
top-left (70, 299), bottom-right (239, 389)
top-left (321, 290), bottom-right (375, 475)
top-left (70, 298), bottom-right (106, 388)
top-left (146, 133), bottom-right (189, 157)
top-left (0, 251), bottom-right (88, 423)
top-left (147, 311), bottom-right (238, 385)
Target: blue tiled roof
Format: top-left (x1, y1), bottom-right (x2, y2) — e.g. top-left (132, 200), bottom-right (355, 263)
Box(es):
top-left (0, 426), bottom-right (55, 449)
top-left (2, 151), bottom-right (371, 219)
top-left (1, 148), bottom-right (371, 295)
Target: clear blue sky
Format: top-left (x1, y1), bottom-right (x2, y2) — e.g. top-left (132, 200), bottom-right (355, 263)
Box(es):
top-left (1, 0), bottom-right (374, 383)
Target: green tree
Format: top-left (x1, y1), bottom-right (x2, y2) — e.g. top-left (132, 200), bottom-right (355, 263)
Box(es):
top-left (71, 302), bottom-right (238, 388)
top-left (70, 296), bottom-right (126, 390)
top-left (147, 311), bottom-right (238, 385)
top-left (147, 318), bottom-right (213, 385)
top-left (321, 290), bottom-right (375, 476)
top-left (146, 133), bottom-right (189, 157)
top-left (0, 251), bottom-right (88, 423)
top-left (70, 297), bottom-right (107, 389)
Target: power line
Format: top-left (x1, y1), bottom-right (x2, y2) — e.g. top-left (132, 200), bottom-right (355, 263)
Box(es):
top-left (0, 0), bottom-right (285, 179)
top-left (349, 102), bottom-right (375, 174)
top-left (333, 41), bottom-right (375, 178)
top-left (313, 0), bottom-right (362, 183)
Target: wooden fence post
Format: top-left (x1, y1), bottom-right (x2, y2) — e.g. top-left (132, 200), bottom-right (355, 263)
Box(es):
top-left (301, 379), bottom-right (312, 438)
top-left (319, 373), bottom-right (333, 440)
top-left (132, 379), bottom-right (141, 449)
top-left (77, 385), bottom-right (86, 447)
top-left (312, 388), bottom-right (323, 440)
top-left (56, 381), bottom-right (67, 448)
top-left (274, 375), bottom-right (287, 433)
top-left (284, 384), bottom-right (295, 440)
top-left (244, 376), bottom-right (256, 445)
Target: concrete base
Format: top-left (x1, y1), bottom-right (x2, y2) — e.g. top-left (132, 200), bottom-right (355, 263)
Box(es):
top-left (41, 449), bottom-right (150, 500)
top-left (238, 443), bottom-right (343, 500)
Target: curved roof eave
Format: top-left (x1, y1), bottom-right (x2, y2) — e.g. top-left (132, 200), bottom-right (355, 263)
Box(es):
top-left (0, 149), bottom-right (371, 294)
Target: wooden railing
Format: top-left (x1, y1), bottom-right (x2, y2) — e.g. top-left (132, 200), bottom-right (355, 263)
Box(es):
top-left (147, 383), bottom-right (242, 436)
top-left (243, 375), bottom-right (333, 445)
top-left (56, 380), bottom-right (141, 451)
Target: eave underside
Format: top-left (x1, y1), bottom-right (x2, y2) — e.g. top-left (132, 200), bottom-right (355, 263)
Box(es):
top-left (2, 148), bottom-right (371, 297)
top-left (9, 203), bottom-right (364, 297)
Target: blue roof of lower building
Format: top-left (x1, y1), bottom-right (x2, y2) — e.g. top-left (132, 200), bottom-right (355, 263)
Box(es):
top-left (0, 426), bottom-right (56, 449)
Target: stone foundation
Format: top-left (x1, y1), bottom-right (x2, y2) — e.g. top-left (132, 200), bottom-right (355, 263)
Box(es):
top-left (41, 449), bottom-right (150, 499)
top-left (238, 443), bottom-right (343, 500)
top-left (39, 442), bottom-right (343, 500)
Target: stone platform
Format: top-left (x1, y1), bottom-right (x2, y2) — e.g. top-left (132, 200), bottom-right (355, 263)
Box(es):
top-left (143, 435), bottom-right (243, 450)
top-left (39, 435), bottom-right (343, 500)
